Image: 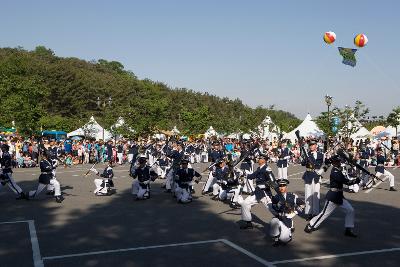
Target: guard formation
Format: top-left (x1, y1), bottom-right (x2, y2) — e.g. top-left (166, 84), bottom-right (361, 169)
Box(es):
top-left (0, 131), bottom-right (397, 247)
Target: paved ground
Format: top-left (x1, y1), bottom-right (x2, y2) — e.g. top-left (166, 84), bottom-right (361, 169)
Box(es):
top-left (1, 162), bottom-right (400, 267)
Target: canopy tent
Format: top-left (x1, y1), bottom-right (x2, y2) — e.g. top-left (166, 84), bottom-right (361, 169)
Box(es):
top-left (256, 116), bottom-right (280, 140)
top-left (339, 115), bottom-right (363, 136)
top-left (350, 127), bottom-right (371, 140)
top-left (375, 125), bottom-right (400, 139)
top-left (205, 126), bottom-right (218, 138)
top-left (282, 113), bottom-right (324, 142)
top-left (370, 125), bottom-right (386, 136)
top-left (67, 116), bottom-right (113, 141)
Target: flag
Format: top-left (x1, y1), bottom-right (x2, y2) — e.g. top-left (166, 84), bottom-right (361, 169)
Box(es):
top-left (338, 47), bottom-right (357, 67)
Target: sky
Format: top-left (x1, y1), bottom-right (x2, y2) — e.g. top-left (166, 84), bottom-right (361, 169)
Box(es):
top-left (1, 0), bottom-right (399, 119)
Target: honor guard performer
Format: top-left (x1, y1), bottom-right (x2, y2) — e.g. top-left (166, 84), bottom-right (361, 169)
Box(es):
top-left (375, 148), bottom-right (396, 191)
top-left (0, 144), bottom-right (26, 200)
top-left (269, 179), bottom-right (305, 247)
top-left (130, 155), bottom-right (158, 200)
top-left (304, 155), bottom-right (359, 237)
top-left (174, 157), bottom-right (202, 203)
top-left (301, 139), bottom-right (327, 221)
top-left (277, 141), bottom-right (292, 180)
top-left (238, 154), bottom-right (275, 230)
top-left (89, 162), bottom-right (116, 196)
top-left (28, 152), bottom-right (63, 203)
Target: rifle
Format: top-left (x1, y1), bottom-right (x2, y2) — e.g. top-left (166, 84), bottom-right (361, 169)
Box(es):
top-left (337, 149), bottom-right (383, 186)
top-left (84, 163), bottom-right (97, 176)
top-left (295, 130), bottom-right (316, 170)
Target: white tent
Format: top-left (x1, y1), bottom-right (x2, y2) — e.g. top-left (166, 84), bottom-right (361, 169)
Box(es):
top-left (282, 113), bottom-right (324, 142)
top-left (339, 114), bottom-right (363, 136)
top-left (385, 125), bottom-right (400, 137)
top-left (350, 127), bottom-right (371, 139)
top-left (257, 116), bottom-right (280, 140)
top-left (67, 116), bottom-right (113, 141)
top-left (171, 126), bottom-right (180, 135)
top-left (205, 126), bottom-right (218, 138)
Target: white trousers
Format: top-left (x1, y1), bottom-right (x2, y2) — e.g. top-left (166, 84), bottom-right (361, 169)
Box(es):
top-left (175, 184), bottom-right (192, 203)
top-left (242, 176), bottom-right (255, 194)
top-left (278, 167), bottom-right (288, 180)
top-left (238, 194), bottom-right (271, 222)
top-left (94, 178), bottom-right (112, 195)
top-left (128, 154), bottom-right (134, 163)
top-left (376, 170), bottom-right (395, 187)
top-left (118, 153), bottom-right (123, 164)
top-left (29, 179), bottom-right (61, 198)
top-left (165, 169), bottom-right (175, 190)
top-left (305, 180), bottom-right (320, 215)
top-left (269, 218), bottom-right (292, 243)
top-left (202, 172), bottom-right (216, 192)
top-left (195, 154), bottom-right (201, 163)
top-left (212, 184), bottom-right (240, 203)
top-left (157, 166), bottom-right (168, 179)
top-left (132, 180), bottom-right (150, 199)
top-left (310, 199), bottom-right (354, 228)
top-left (201, 152), bottom-right (208, 163)
top-left (0, 173), bottom-right (23, 195)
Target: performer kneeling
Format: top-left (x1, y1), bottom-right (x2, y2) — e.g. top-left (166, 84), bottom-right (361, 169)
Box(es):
top-left (269, 179), bottom-right (304, 247)
top-left (89, 162), bottom-right (115, 196)
top-left (28, 152), bottom-right (63, 203)
top-left (304, 155), bottom-right (360, 237)
top-left (174, 158), bottom-right (201, 204)
top-left (130, 155), bottom-right (158, 200)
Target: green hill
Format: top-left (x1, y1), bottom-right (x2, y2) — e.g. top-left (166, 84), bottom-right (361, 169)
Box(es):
top-left (0, 46), bottom-right (300, 136)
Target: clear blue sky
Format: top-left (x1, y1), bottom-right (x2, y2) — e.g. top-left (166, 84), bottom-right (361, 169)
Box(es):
top-left (1, 0), bottom-right (399, 119)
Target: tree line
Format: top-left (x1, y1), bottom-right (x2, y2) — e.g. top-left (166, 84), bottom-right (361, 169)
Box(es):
top-left (0, 46), bottom-right (300, 136)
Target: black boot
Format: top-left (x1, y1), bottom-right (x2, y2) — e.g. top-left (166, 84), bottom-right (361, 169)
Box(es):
top-left (55, 196), bottom-right (64, 203)
top-left (16, 192), bottom-right (26, 200)
top-left (240, 221), bottom-right (253, 230)
top-left (304, 223), bottom-right (316, 234)
top-left (389, 187), bottom-right (397, 191)
top-left (46, 190), bottom-right (55, 196)
top-left (344, 228), bottom-right (357, 237)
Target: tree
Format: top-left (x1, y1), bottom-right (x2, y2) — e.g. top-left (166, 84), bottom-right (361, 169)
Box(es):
top-left (387, 106), bottom-right (400, 136)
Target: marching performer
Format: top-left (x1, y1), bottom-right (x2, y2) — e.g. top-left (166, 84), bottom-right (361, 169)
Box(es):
top-left (269, 179), bottom-right (305, 247)
top-left (375, 148), bottom-right (396, 191)
top-left (301, 139), bottom-right (327, 221)
top-left (164, 144), bottom-right (184, 193)
top-left (304, 155), bottom-right (360, 237)
top-left (277, 141), bottom-right (291, 180)
top-left (89, 162), bottom-right (116, 196)
top-left (28, 152), bottom-right (63, 203)
top-left (238, 154), bottom-right (275, 230)
top-left (174, 158), bottom-right (202, 203)
top-left (130, 155), bottom-right (158, 200)
top-left (0, 144), bottom-right (26, 200)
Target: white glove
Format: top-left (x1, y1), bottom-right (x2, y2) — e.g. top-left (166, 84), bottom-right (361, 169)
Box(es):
top-left (90, 168), bottom-right (99, 175)
top-left (315, 169), bottom-right (323, 176)
top-left (244, 170), bottom-right (251, 175)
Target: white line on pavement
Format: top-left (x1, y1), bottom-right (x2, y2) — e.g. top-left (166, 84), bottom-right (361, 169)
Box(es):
top-left (271, 247), bottom-right (400, 265)
top-left (42, 239), bottom-right (223, 261)
top-left (0, 220), bottom-right (44, 267)
top-left (220, 239), bottom-right (275, 267)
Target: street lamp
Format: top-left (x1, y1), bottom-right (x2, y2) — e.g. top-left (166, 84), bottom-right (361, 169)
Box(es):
top-left (324, 95), bottom-right (333, 149)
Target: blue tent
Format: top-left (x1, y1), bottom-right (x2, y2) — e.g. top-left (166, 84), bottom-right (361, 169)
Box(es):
top-left (42, 130), bottom-right (67, 141)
